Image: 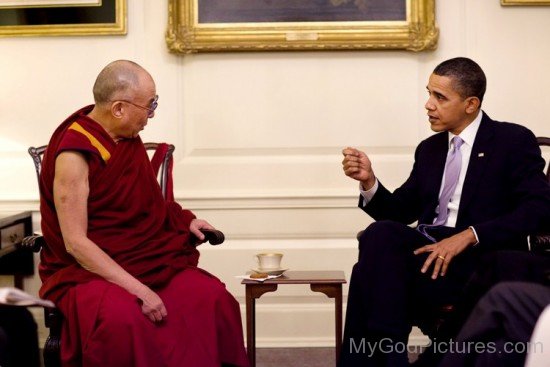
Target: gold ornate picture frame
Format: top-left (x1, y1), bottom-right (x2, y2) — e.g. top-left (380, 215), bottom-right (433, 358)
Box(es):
top-left (0, 0), bottom-right (126, 37)
top-left (501, 0), bottom-right (550, 5)
top-left (166, 0), bottom-right (438, 54)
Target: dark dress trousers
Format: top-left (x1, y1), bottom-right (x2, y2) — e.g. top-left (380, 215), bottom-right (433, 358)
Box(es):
top-left (339, 112), bottom-right (550, 367)
top-left (440, 281), bottom-right (550, 367)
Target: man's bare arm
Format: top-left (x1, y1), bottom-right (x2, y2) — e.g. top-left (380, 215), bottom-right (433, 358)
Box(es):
top-left (53, 151), bottom-right (166, 323)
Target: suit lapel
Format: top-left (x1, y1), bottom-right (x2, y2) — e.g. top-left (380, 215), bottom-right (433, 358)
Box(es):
top-left (420, 133), bottom-right (449, 223)
top-left (429, 133), bottom-right (449, 200)
top-left (458, 113), bottom-right (495, 222)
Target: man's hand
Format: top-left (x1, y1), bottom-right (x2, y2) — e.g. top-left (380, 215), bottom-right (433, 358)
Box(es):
top-left (342, 147), bottom-right (376, 190)
top-left (137, 287), bottom-right (167, 323)
top-left (414, 228), bottom-right (477, 280)
top-left (189, 218), bottom-right (215, 243)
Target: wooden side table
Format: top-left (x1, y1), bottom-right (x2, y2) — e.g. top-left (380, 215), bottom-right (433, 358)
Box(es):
top-left (241, 270), bottom-right (346, 367)
top-left (0, 211), bottom-right (34, 289)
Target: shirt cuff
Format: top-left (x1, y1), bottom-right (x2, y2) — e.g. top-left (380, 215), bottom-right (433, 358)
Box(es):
top-left (469, 226), bottom-right (480, 246)
top-left (359, 179), bottom-right (379, 206)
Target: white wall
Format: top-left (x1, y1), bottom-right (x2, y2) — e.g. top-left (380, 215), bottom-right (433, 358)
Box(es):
top-left (1, 0), bottom-right (549, 347)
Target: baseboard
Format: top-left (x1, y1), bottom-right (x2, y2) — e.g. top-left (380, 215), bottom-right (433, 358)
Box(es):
top-left (239, 301), bottom-right (430, 348)
top-left (255, 333), bottom-right (430, 348)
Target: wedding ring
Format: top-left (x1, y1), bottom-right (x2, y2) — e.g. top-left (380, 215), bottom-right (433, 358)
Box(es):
top-left (437, 255), bottom-right (446, 260)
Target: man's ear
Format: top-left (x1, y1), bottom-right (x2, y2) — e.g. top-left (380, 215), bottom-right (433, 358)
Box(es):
top-left (465, 97), bottom-right (481, 114)
top-left (111, 101), bottom-right (124, 118)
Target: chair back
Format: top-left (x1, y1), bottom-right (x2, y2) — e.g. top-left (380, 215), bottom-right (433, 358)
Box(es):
top-left (28, 143), bottom-right (175, 199)
top-left (537, 137), bottom-right (550, 183)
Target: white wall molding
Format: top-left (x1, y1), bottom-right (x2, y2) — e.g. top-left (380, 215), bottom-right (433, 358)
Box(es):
top-left (1, 0), bottom-right (549, 350)
top-left (1, 193), bottom-right (363, 211)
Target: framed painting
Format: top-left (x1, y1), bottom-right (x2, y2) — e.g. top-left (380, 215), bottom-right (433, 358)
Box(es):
top-left (166, 0), bottom-right (438, 54)
top-left (501, 0), bottom-right (550, 4)
top-left (0, 0), bottom-right (126, 37)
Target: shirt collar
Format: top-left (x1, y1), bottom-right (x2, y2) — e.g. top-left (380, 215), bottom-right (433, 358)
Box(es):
top-left (448, 110), bottom-right (483, 148)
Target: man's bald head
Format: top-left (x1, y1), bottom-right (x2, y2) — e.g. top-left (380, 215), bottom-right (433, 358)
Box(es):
top-left (92, 60), bottom-right (152, 105)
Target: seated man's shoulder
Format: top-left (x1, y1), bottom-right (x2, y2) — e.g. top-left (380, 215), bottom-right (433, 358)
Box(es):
top-left (489, 119), bottom-right (536, 138)
top-left (57, 127), bottom-right (101, 160)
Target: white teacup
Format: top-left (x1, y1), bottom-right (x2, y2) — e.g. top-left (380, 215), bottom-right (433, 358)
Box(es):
top-left (255, 253), bottom-right (283, 270)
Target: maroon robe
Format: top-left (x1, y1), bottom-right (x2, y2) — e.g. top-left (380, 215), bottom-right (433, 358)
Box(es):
top-left (39, 106), bottom-right (248, 367)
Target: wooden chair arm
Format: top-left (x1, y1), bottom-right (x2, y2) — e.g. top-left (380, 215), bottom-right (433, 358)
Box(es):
top-left (23, 229), bottom-right (225, 252)
top-left (21, 235), bottom-right (46, 253)
top-left (531, 233), bottom-right (550, 253)
top-left (198, 229), bottom-right (225, 246)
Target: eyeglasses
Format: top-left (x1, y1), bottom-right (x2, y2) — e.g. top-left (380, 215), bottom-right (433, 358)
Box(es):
top-left (118, 95), bottom-right (158, 118)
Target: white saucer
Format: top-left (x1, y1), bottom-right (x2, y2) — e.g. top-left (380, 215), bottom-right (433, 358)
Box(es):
top-left (251, 268), bottom-right (289, 276)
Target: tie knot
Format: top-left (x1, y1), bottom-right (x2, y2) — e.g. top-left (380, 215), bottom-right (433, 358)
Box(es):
top-left (452, 136), bottom-right (464, 150)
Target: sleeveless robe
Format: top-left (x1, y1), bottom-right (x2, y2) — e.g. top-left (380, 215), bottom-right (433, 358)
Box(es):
top-left (39, 106), bottom-right (248, 367)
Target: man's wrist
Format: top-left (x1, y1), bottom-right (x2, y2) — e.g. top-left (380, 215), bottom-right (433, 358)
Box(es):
top-left (359, 178), bottom-right (379, 206)
top-left (360, 177), bottom-right (376, 191)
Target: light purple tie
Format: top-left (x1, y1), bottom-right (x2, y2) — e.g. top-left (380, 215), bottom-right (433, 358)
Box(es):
top-left (418, 136), bottom-right (464, 241)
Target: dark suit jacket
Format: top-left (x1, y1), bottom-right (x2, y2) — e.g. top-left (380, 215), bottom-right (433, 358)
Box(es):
top-left (361, 112), bottom-right (550, 250)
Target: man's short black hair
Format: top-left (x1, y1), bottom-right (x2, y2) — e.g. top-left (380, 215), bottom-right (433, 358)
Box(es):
top-left (433, 57), bottom-right (487, 104)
